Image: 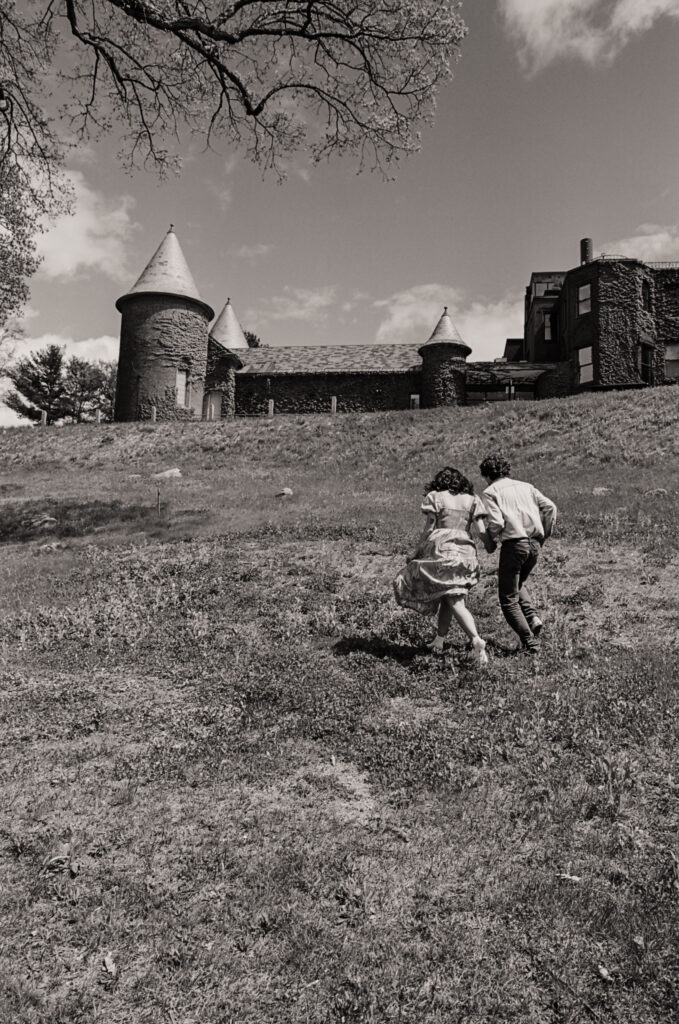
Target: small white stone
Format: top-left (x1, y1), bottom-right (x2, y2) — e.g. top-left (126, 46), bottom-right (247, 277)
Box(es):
top-left (276, 487), bottom-right (293, 497)
top-left (153, 468), bottom-right (182, 479)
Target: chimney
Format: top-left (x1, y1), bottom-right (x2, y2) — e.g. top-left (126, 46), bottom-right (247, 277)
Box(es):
top-left (580, 238), bottom-right (593, 265)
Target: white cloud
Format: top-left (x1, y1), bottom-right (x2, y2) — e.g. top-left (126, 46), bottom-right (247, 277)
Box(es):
top-left (374, 285), bottom-right (523, 361)
top-left (256, 285), bottom-right (336, 323)
top-left (36, 171), bottom-right (136, 281)
top-left (499, 0), bottom-right (679, 72)
top-left (601, 223), bottom-right (679, 261)
top-left (231, 243), bottom-right (274, 262)
top-left (0, 333), bottom-right (118, 427)
top-left (375, 284), bottom-right (463, 343)
top-left (214, 184), bottom-right (233, 213)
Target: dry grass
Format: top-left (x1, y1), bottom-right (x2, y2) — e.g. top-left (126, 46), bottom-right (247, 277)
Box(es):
top-left (0, 388), bottom-right (678, 1022)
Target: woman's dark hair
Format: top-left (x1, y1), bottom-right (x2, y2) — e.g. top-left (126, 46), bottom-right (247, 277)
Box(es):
top-left (479, 454), bottom-right (511, 481)
top-left (427, 466), bottom-right (474, 495)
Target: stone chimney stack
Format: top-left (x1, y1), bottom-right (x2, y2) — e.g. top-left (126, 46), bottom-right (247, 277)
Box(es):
top-left (580, 238), bottom-right (593, 265)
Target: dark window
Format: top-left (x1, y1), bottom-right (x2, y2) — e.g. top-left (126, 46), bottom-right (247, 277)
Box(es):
top-left (578, 283), bottom-right (591, 316)
top-left (642, 280), bottom-right (652, 311)
top-left (544, 312), bottom-right (552, 341)
top-left (638, 345), bottom-right (653, 384)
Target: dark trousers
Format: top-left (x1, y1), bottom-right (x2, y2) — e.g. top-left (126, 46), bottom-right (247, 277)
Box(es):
top-left (498, 538), bottom-right (541, 648)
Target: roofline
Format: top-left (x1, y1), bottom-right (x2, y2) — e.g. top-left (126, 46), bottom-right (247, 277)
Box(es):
top-left (115, 289), bottom-right (215, 319)
top-left (236, 367), bottom-right (421, 376)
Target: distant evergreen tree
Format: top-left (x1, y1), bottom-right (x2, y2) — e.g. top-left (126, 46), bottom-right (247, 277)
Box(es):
top-left (5, 346), bottom-right (119, 424)
top-left (244, 330), bottom-right (263, 349)
top-left (97, 361), bottom-right (118, 422)
top-left (5, 345), bottom-right (67, 424)
top-left (62, 357), bottom-right (108, 423)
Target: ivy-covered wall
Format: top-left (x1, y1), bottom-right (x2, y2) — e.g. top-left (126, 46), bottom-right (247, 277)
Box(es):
top-left (115, 295), bottom-right (210, 421)
top-left (234, 371), bottom-right (422, 415)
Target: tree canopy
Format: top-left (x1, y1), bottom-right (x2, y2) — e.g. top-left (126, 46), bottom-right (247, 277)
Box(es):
top-left (1, 1), bottom-right (466, 181)
top-left (5, 345), bottom-right (117, 424)
top-left (0, 1), bottom-right (466, 326)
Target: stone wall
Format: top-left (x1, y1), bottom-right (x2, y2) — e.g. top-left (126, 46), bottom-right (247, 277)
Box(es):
top-left (420, 346), bottom-right (466, 407)
top-left (234, 370), bottom-right (422, 415)
top-left (115, 294), bottom-right (210, 421)
top-left (596, 261), bottom-right (661, 385)
top-left (205, 338), bottom-right (240, 417)
top-left (535, 361), bottom-right (572, 400)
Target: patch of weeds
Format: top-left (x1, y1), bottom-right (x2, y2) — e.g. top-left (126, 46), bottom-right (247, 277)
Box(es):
top-left (0, 499), bottom-right (164, 544)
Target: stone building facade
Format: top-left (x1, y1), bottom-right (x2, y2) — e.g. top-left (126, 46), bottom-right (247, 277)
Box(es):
top-left (515, 238), bottom-right (679, 391)
top-left (113, 230), bottom-right (679, 422)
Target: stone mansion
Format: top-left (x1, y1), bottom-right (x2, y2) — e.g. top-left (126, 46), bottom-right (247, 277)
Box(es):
top-left (113, 230), bottom-right (679, 420)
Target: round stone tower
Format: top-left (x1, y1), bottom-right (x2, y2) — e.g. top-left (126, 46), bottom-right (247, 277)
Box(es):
top-left (204, 298), bottom-right (249, 419)
top-left (114, 226), bottom-right (215, 421)
top-left (418, 307), bottom-right (471, 408)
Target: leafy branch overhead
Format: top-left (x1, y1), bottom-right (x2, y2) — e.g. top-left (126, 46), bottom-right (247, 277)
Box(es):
top-left (0, 1), bottom-right (467, 183)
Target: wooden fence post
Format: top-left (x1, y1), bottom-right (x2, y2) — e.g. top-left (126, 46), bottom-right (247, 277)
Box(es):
top-left (150, 405), bottom-right (157, 422)
top-left (330, 396), bottom-right (337, 414)
top-left (40, 410), bottom-right (47, 426)
top-left (268, 399), bottom-right (274, 418)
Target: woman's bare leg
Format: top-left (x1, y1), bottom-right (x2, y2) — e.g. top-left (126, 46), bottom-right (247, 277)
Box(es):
top-left (428, 598), bottom-right (454, 651)
top-left (448, 597), bottom-right (479, 639)
top-left (449, 597), bottom-right (488, 667)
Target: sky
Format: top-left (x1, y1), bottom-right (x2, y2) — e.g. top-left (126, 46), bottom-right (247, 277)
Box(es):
top-left (3, 0), bottom-right (679, 425)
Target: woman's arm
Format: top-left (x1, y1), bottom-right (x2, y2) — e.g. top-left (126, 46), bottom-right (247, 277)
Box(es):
top-left (474, 515), bottom-right (496, 554)
top-left (409, 512), bottom-right (436, 561)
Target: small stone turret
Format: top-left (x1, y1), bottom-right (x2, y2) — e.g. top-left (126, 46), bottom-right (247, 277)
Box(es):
top-left (418, 307), bottom-right (471, 407)
top-left (114, 226), bottom-right (214, 421)
top-left (204, 298), bottom-right (248, 419)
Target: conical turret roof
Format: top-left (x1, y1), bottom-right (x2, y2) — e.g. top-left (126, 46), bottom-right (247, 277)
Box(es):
top-left (418, 307), bottom-right (471, 357)
top-left (209, 298), bottom-right (249, 350)
top-left (116, 225), bottom-right (214, 317)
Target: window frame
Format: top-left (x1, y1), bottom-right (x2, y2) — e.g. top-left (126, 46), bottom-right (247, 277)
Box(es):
top-left (577, 345), bottom-right (594, 385)
top-left (664, 341), bottom-right (679, 379)
top-left (175, 368), bottom-right (188, 407)
top-left (577, 283), bottom-right (591, 317)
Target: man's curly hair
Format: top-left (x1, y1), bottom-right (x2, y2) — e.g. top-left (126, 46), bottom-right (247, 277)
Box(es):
top-left (479, 454), bottom-right (511, 481)
top-left (426, 466), bottom-right (474, 495)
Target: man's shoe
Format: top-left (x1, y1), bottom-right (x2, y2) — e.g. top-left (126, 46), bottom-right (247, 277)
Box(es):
top-left (530, 618), bottom-right (544, 639)
top-left (520, 642), bottom-right (540, 656)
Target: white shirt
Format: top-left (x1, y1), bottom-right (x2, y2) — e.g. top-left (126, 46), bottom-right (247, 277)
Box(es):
top-left (482, 477), bottom-right (557, 544)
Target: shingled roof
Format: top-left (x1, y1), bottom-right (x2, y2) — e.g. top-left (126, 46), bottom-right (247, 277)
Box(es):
top-left (421, 306), bottom-right (467, 347)
top-left (116, 225), bottom-right (214, 318)
top-left (210, 298), bottom-right (249, 349)
top-left (237, 343), bottom-right (422, 375)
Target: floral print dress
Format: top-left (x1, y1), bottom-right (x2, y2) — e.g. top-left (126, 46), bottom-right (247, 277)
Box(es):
top-left (393, 490), bottom-right (486, 615)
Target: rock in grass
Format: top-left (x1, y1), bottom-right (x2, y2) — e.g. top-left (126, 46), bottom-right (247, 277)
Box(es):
top-left (276, 487), bottom-right (293, 497)
top-left (592, 486), bottom-right (610, 496)
top-left (153, 468), bottom-right (182, 480)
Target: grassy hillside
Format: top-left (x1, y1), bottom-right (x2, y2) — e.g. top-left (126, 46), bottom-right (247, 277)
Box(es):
top-left (1, 388), bottom-right (678, 1023)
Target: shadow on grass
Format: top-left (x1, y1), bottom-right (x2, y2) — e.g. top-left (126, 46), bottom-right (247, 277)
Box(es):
top-left (333, 635), bottom-right (420, 662)
top-left (0, 498), bottom-right (211, 544)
